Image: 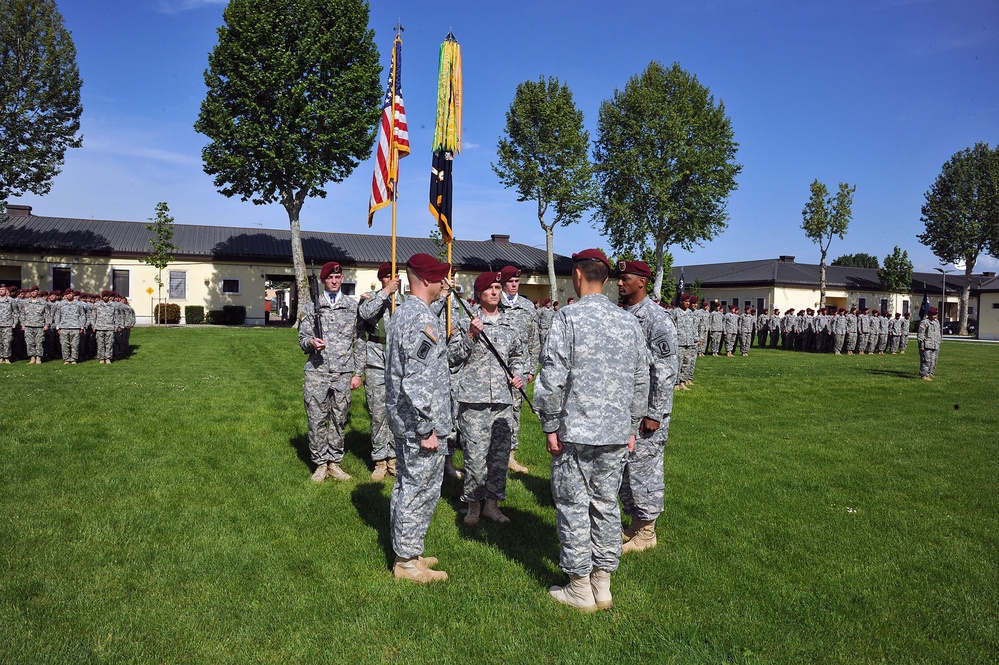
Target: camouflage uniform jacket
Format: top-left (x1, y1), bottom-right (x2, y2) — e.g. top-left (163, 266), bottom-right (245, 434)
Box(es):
top-left (888, 317), bottom-right (903, 336)
top-left (878, 315), bottom-right (890, 334)
top-left (298, 291), bottom-right (364, 376)
top-left (916, 318), bottom-right (941, 350)
top-left (846, 312), bottom-right (858, 333)
top-left (858, 313), bottom-right (871, 334)
top-left (0, 296), bottom-right (19, 327)
top-left (447, 306), bottom-right (526, 406)
top-left (21, 297), bottom-right (48, 327)
top-left (739, 312), bottom-right (755, 333)
top-left (56, 301), bottom-right (87, 329)
top-left (674, 307), bottom-right (697, 346)
top-left (538, 306), bottom-right (555, 340)
top-left (709, 310), bottom-right (724, 332)
top-left (769, 312), bottom-right (781, 331)
top-left (724, 311), bottom-right (739, 335)
top-left (498, 293), bottom-right (540, 372)
top-left (535, 293), bottom-right (650, 444)
top-left (93, 300), bottom-right (119, 331)
top-left (833, 313), bottom-right (847, 334)
top-left (385, 296), bottom-right (453, 439)
top-left (695, 308), bottom-right (709, 336)
top-left (627, 296), bottom-right (677, 423)
top-left (44, 301), bottom-right (58, 326)
top-left (358, 289), bottom-right (403, 371)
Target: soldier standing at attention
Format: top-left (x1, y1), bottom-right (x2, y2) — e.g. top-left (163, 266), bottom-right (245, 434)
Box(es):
top-left (708, 302), bottom-right (724, 356)
top-left (358, 262), bottom-right (401, 482)
top-left (617, 260), bottom-right (676, 556)
top-left (724, 305), bottom-right (739, 356)
top-left (535, 249), bottom-right (649, 613)
top-left (888, 312), bottom-right (904, 354)
top-left (672, 292), bottom-right (696, 390)
top-left (917, 307), bottom-right (941, 381)
top-left (0, 284), bottom-right (19, 363)
top-left (857, 307), bottom-right (871, 354)
top-left (900, 312), bottom-right (911, 354)
top-left (832, 308), bottom-right (847, 354)
top-left (498, 265), bottom-right (540, 474)
top-left (93, 291), bottom-right (120, 364)
top-left (845, 307), bottom-right (858, 354)
top-left (21, 286), bottom-right (48, 364)
top-left (538, 298), bottom-right (555, 346)
top-left (739, 306), bottom-right (755, 356)
top-left (769, 308), bottom-right (782, 348)
top-left (448, 271), bottom-right (526, 526)
top-left (876, 310), bottom-right (890, 354)
top-left (298, 261), bottom-right (364, 482)
top-left (55, 290), bottom-right (86, 364)
top-left (386, 253), bottom-right (453, 583)
top-left (695, 299), bottom-right (709, 356)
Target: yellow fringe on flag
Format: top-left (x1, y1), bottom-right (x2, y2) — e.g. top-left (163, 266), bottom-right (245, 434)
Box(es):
top-left (432, 37), bottom-right (462, 154)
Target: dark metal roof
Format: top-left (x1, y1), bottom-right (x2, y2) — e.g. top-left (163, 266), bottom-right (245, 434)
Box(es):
top-left (672, 258), bottom-right (990, 294)
top-left (0, 214), bottom-right (574, 274)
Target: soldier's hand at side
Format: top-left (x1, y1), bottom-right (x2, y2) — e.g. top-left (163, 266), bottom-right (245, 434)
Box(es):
top-left (546, 432), bottom-right (563, 456)
top-left (421, 432), bottom-right (439, 452)
top-left (468, 317), bottom-right (483, 339)
top-left (628, 435), bottom-right (636, 453)
top-left (382, 277), bottom-right (400, 295)
top-left (349, 376), bottom-right (362, 390)
top-left (312, 338), bottom-right (326, 351)
top-left (641, 417), bottom-right (660, 433)
top-left (508, 374), bottom-right (523, 389)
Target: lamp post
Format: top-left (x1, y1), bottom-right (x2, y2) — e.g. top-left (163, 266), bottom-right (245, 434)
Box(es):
top-left (934, 267), bottom-right (955, 331)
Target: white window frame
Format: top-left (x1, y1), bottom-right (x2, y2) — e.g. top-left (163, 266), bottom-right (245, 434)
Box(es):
top-left (110, 267), bottom-right (131, 298)
top-left (220, 277), bottom-right (241, 295)
top-left (168, 270), bottom-right (187, 300)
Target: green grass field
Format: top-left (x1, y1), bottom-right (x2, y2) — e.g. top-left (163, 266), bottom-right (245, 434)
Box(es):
top-left (2, 327), bottom-right (996, 664)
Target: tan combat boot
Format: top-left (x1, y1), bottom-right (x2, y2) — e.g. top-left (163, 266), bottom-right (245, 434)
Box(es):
top-left (622, 518), bottom-right (642, 542)
top-left (549, 574), bottom-right (597, 613)
top-left (325, 463), bottom-right (351, 481)
top-left (463, 500), bottom-right (481, 526)
top-left (386, 457), bottom-right (397, 477)
top-left (311, 463), bottom-right (328, 483)
top-left (508, 451), bottom-right (528, 474)
top-left (482, 499), bottom-right (510, 523)
top-left (444, 455), bottom-right (464, 480)
top-left (590, 569), bottom-right (613, 610)
top-left (371, 459), bottom-right (388, 481)
top-left (393, 556), bottom-right (447, 583)
top-left (621, 520), bottom-right (657, 554)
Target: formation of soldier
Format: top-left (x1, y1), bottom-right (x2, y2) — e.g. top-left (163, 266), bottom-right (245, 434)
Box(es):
top-left (765, 305), bottom-right (911, 355)
top-left (0, 284), bottom-right (135, 364)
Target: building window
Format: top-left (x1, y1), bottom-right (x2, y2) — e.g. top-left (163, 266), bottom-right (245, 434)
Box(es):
top-left (221, 278), bottom-right (241, 295)
top-left (859, 297), bottom-right (867, 310)
top-left (880, 298), bottom-right (889, 312)
top-left (756, 297), bottom-right (765, 311)
top-left (341, 282), bottom-right (356, 297)
top-left (902, 300), bottom-right (910, 315)
top-left (52, 266), bottom-right (71, 291)
top-left (112, 269), bottom-right (130, 297)
top-left (969, 305), bottom-right (975, 317)
top-left (0, 265), bottom-right (20, 287)
top-left (168, 271), bottom-right (187, 299)
top-left (732, 297), bottom-right (739, 308)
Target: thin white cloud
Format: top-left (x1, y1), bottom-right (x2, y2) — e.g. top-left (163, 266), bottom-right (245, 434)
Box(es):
top-left (155, 0), bottom-right (227, 14)
top-left (85, 136), bottom-right (201, 167)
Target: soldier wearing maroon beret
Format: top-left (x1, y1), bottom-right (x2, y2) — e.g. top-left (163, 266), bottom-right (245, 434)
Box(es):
top-left (0, 283), bottom-right (18, 363)
top-left (497, 264), bottom-right (540, 474)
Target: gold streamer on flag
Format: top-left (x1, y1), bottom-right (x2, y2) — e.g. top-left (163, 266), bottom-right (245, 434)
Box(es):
top-left (429, 33), bottom-right (461, 244)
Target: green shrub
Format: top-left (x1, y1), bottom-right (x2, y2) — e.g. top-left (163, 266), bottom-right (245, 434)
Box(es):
top-left (152, 303), bottom-right (181, 324)
top-left (185, 305), bottom-right (205, 324)
top-left (206, 310), bottom-right (224, 325)
top-left (222, 305), bottom-right (247, 326)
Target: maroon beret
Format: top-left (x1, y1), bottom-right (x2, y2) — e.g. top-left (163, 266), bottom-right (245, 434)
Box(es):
top-left (679, 293), bottom-right (692, 303)
top-left (499, 266), bottom-right (521, 283)
top-left (376, 261), bottom-right (392, 280)
top-left (101, 290), bottom-right (110, 297)
top-left (407, 253), bottom-right (451, 282)
top-left (571, 248), bottom-right (611, 270)
top-left (617, 260), bottom-right (652, 279)
top-left (320, 261), bottom-right (341, 279)
top-left (30, 285), bottom-right (39, 291)
top-left (474, 271), bottom-right (502, 294)
top-left (928, 306), bottom-right (938, 315)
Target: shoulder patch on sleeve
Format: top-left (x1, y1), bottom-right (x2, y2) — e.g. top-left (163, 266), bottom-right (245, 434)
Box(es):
top-left (361, 292), bottom-right (373, 299)
top-left (652, 333), bottom-right (674, 357)
top-left (416, 339), bottom-right (433, 360)
top-left (423, 325), bottom-right (438, 343)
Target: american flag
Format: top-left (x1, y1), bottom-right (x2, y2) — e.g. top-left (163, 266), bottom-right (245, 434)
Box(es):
top-left (368, 37), bottom-right (410, 226)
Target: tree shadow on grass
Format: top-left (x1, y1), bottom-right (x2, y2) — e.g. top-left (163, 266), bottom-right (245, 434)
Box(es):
top-left (344, 428), bottom-right (373, 470)
top-left (456, 507), bottom-right (561, 588)
top-left (289, 432), bottom-right (312, 470)
top-left (351, 482), bottom-right (394, 570)
top-left (868, 368), bottom-right (916, 379)
top-left (517, 472), bottom-right (554, 509)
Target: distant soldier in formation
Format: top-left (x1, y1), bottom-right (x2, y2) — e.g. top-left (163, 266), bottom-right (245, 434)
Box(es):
top-left (298, 261), bottom-right (364, 483)
top-left (899, 313), bottom-right (911, 354)
top-left (538, 299), bottom-right (555, 346)
top-left (695, 299), bottom-right (710, 356)
top-left (857, 307), bottom-right (871, 354)
top-left (831, 308), bottom-right (847, 354)
top-left (0, 284), bottom-right (18, 363)
top-left (708, 302), bottom-right (724, 356)
top-left (20, 286), bottom-right (49, 364)
top-left (888, 312), bottom-right (904, 354)
top-left (917, 306), bottom-right (941, 380)
top-left (55, 290), bottom-right (87, 364)
top-left (672, 293), bottom-right (697, 389)
top-left (757, 308), bottom-right (769, 348)
top-left (738, 306), bottom-right (755, 356)
top-left (497, 265), bottom-right (540, 475)
top-left (723, 305), bottom-right (739, 356)
top-left (769, 308), bottom-right (782, 349)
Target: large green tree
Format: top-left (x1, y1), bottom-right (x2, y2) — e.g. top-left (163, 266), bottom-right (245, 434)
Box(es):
top-left (0, 0), bottom-right (82, 217)
top-left (194, 0), bottom-right (382, 302)
top-left (493, 76), bottom-right (597, 303)
top-left (801, 180), bottom-right (855, 308)
top-left (878, 245), bottom-right (913, 306)
top-left (918, 143), bottom-right (999, 334)
top-left (593, 61), bottom-right (741, 298)
top-left (831, 252), bottom-right (879, 269)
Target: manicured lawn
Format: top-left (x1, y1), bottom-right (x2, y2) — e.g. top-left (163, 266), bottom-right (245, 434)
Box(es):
top-left (1, 327), bottom-right (996, 663)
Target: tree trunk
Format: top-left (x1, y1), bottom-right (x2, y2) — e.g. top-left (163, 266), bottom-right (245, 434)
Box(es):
top-left (653, 238), bottom-right (666, 302)
top-left (284, 197), bottom-right (309, 315)
top-left (544, 223), bottom-right (558, 304)
top-left (819, 253), bottom-right (827, 308)
top-left (959, 259), bottom-right (975, 335)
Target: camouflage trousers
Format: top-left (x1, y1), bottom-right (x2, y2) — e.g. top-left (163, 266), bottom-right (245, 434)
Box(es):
top-left (739, 332), bottom-right (752, 354)
top-left (303, 371), bottom-right (353, 465)
top-left (833, 332), bottom-right (846, 354)
top-left (845, 331), bottom-right (857, 352)
top-left (876, 333), bottom-right (888, 353)
top-left (620, 419), bottom-right (669, 522)
top-left (900, 333), bottom-right (910, 353)
top-left (457, 402), bottom-right (514, 503)
top-left (677, 346), bottom-right (697, 383)
top-left (857, 332), bottom-right (869, 352)
top-left (709, 331), bottom-right (723, 354)
top-left (363, 366), bottom-right (394, 462)
top-left (96, 330), bottom-right (115, 360)
top-left (510, 390), bottom-right (523, 451)
top-left (888, 335), bottom-right (902, 354)
top-left (45, 329), bottom-right (60, 359)
top-left (390, 434), bottom-right (445, 559)
top-left (60, 330), bottom-right (81, 362)
top-left (698, 331), bottom-right (709, 352)
top-left (0, 327), bottom-right (11, 358)
top-left (24, 327), bottom-right (45, 356)
top-left (551, 442), bottom-right (629, 576)
top-left (725, 334), bottom-right (738, 355)
top-left (770, 331), bottom-right (780, 349)
top-left (920, 348), bottom-right (939, 377)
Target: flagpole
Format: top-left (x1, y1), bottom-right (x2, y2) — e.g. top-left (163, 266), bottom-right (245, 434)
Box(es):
top-left (389, 28), bottom-right (402, 312)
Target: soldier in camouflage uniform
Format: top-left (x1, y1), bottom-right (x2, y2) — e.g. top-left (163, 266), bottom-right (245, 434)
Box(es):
top-left (845, 307), bottom-right (858, 354)
top-left (55, 290), bottom-right (87, 364)
top-left (888, 312), bottom-right (904, 354)
top-left (695, 299), bottom-right (709, 356)
top-left (617, 260), bottom-right (675, 558)
top-left (917, 307), bottom-right (941, 380)
top-left (298, 261), bottom-right (364, 482)
top-left (20, 286), bottom-right (48, 364)
top-left (672, 293), bottom-right (696, 389)
top-left (857, 307), bottom-right (871, 354)
top-left (358, 262), bottom-right (400, 481)
top-left (0, 284), bottom-right (19, 363)
top-left (535, 249), bottom-right (650, 613)
top-left (93, 291), bottom-right (120, 363)
top-left (831, 308), bottom-right (847, 354)
top-left (900, 312), bottom-right (911, 354)
top-left (498, 265), bottom-right (540, 474)
top-left (386, 254), bottom-right (453, 583)
top-left (448, 271), bottom-right (526, 526)
top-left (723, 305), bottom-right (740, 356)
top-left (44, 291), bottom-right (61, 360)
top-left (769, 308), bottom-right (782, 348)
top-left (876, 310), bottom-right (890, 354)
top-left (739, 306), bottom-right (755, 356)
top-left (538, 299), bottom-right (555, 347)
top-left (708, 302), bottom-right (724, 355)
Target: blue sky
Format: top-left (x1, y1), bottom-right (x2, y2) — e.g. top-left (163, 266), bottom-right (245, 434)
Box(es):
top-left (14, 0), bottom-right (999, 273)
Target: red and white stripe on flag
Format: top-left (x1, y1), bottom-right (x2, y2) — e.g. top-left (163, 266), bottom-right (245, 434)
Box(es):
top-left (368, 39), bottom-right (410, 225)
